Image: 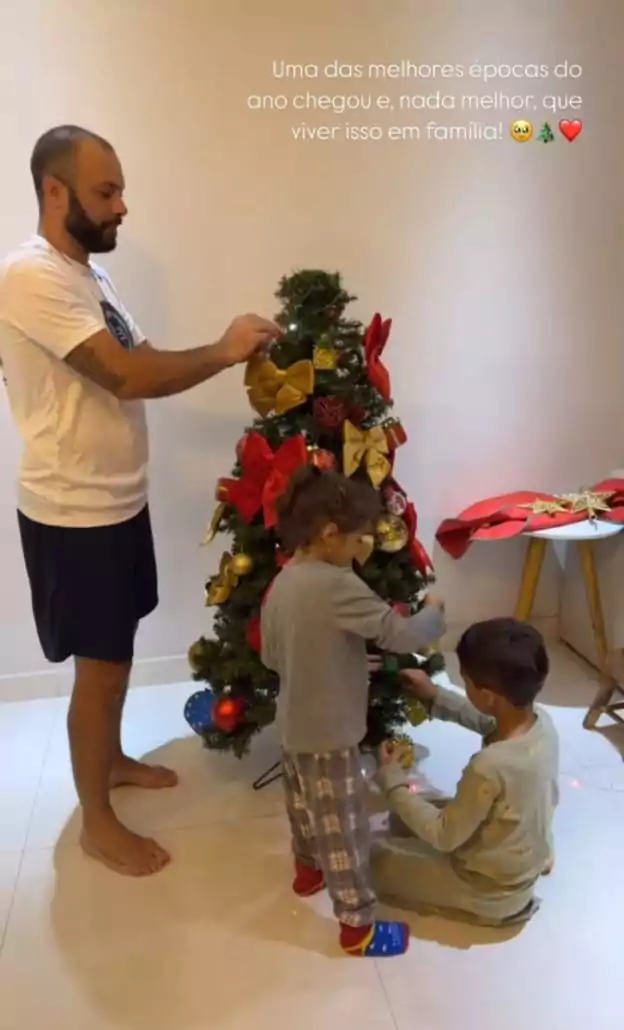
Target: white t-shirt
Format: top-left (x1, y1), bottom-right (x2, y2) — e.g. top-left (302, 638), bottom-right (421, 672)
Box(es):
top-left (0, 235), bottom-right (149, 528)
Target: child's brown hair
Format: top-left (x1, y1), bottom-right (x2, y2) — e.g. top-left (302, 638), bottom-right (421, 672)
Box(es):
top-left (276, 466), bottom-right (381, 554)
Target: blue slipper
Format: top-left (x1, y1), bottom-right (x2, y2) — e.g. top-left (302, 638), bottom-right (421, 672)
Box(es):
top-left (184, 689), bottom-right (214, 735)
top-left (343, 920), bottom-right (410, 957)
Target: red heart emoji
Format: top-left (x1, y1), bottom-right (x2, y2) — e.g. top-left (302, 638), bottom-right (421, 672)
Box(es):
top-left (559, 119), bottom-right (582, 142)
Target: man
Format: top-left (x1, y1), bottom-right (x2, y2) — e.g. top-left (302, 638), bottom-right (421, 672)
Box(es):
top-left (0, 126), bottom-right (280, 877)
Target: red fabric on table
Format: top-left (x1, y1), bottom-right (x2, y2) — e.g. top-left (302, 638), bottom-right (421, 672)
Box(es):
top-left (436, 480), bottom-right (624, 559)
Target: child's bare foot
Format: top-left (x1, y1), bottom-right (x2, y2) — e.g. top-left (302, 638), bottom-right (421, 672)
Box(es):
top-left (110, 756), bottom-right (179, 790)
top-left (81, 813), bottom-right (170, 876)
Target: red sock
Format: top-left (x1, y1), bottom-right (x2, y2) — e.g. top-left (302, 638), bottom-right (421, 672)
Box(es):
top-left (339, 923), bottom-right (374, 952)
top-left (293, 862), bottom-right (325, 896)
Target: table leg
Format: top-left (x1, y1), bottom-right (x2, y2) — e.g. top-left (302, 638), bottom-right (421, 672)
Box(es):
top-left (577, 540), bottom-right (620, 729)
top-left (514, 538), bottom-right (547, 621)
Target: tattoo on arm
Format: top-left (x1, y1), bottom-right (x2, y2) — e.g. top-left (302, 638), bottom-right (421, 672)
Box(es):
top-left (65, 341), bottom-right (127, 396)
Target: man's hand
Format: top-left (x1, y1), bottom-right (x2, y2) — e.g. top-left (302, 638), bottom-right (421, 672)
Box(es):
top-left (399, 668), bottom-right (438, 702)
top-left (217, 314), bottom-right (282, 365)
top-left (378, 740), bottom-right (400, 766)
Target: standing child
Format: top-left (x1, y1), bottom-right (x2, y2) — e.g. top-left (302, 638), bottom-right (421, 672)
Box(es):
top-left (372, 618), bottom-right (559, 926)
top-left (261, 467), bottom-right (446, 957)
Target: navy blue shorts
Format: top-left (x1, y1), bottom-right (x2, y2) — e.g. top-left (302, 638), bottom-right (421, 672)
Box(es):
top-left (18, 505), bottom-right (158, 665)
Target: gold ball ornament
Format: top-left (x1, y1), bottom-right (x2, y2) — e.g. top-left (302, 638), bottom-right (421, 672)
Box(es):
top-left (391, 734), bottom-right (416, 770)
top-left (313, 345), bottom-right (338, 371)
top-left (205, 551), bottom-right (253, 606)
top-left (313, 332), bottom-right (338, 371)
top-left (188, 641), bottom-right (205, 675)
top-left (375, 514), bottom-right (409, 553)
top-left (230, 552), bottom-right (254, 576)
top-left (405, 696), bottom-right (428, 727)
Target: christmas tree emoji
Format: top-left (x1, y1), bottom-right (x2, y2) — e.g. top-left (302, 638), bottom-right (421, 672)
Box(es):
top-left (537, 122), bottom-right (555, 143)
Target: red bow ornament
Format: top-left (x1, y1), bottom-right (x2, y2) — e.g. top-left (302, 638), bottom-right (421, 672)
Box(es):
top-left (436, 479), bottom-right (624, 560)
top-left (364, 313), bottom-right (392, 401)
top-left (218, 433), bottom-right (308, 527)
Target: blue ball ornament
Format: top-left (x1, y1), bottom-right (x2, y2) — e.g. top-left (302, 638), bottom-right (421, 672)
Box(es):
top-left (184, 689), bottom-right (215, 735)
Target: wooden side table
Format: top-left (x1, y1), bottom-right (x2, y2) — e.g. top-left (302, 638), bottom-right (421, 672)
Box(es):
top-left (514, 520), bottom-right (624, 728)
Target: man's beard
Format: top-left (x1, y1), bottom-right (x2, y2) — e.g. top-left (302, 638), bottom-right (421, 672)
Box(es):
top-left (64, 188), bottom-right (120, 254)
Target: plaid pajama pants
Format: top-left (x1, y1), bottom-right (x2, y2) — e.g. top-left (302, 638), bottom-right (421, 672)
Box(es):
top-left (282, 748), bottom-right (376, 927)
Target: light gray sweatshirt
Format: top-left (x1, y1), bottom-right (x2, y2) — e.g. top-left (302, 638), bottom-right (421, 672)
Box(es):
top-left (377, 685), bottom-right (560, 890)
top-left (261, 558), bottom-right (446, 753)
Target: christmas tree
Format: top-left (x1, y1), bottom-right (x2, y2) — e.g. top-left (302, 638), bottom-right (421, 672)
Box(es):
top-left (537, 122), bottom-right (555, 143)
top-left (185, 270), bottom-right (444, 759)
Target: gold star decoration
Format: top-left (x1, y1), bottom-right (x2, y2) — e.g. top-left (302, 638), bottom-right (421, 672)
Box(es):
top-left (556, 490), bottom-right (615, 520)
top-left (521, 499), bottom-right (569, 516)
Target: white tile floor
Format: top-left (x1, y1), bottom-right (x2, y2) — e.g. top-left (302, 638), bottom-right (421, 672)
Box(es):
top-left (0, 645), bottom-right (622, 1030)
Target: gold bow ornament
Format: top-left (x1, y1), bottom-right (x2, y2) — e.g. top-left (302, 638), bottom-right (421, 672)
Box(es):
top-left (205, 551), bottom-right (253, 606)
top-left (245, 356), bottom-right (314, 418)
top-left (202, 501), bottom-right (227, 546)
top-left (343, 420), bottom-right (391, 488)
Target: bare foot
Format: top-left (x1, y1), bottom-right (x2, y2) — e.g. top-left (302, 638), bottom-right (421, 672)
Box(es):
top-left (110, 756), bottom-right (179, 790)
top-left (81, 813), bottom-right (171, 876)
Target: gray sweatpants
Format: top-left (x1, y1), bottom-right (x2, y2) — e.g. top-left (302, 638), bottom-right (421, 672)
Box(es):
top-left (282, 748), bottom-right (376, 927)
top-left (371, 809), bottom-right (538, 926)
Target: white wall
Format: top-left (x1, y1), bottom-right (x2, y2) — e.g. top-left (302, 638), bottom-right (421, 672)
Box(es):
top-left (1, 0), bottom-right (622, 698)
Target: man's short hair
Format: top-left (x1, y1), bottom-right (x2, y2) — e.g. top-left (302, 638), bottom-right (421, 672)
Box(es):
top-left (30, 125), bottom-right (113, 203)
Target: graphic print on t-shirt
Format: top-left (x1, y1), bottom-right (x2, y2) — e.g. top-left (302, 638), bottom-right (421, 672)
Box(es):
top-left (101, 299), bottom-right (135, 350)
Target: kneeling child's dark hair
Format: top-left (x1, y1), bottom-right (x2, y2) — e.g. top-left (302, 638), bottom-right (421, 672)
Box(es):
top-left (456, 617), bottom-right (549, 707)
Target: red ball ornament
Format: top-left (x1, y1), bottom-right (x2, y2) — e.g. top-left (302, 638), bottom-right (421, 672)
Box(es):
top-left (392, 601), bottom-right (411, 617)
top-left (313, 395), bottom-right (347, 431)
top-left (309, 447), bottom-right (337, 471)
top-left (213, 696), bottom-right (245, 734)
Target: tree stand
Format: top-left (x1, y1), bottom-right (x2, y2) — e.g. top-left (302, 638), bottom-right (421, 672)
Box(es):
top-left (253, 761), bottom-right (282, 790)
